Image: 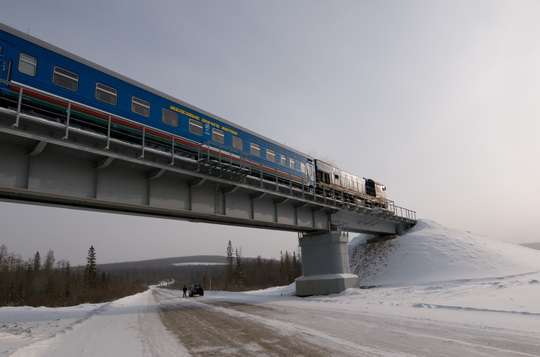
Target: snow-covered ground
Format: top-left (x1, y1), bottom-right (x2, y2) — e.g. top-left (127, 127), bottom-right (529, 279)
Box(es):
top-left (2, 219), bottom-right (540, 356)
top-left (0, 302), bottom-right (105, 356)
top-left (1, 290), bottom-right (189, 357)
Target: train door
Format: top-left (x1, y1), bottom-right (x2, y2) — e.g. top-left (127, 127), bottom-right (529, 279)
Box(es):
top-left (365, 179), bottom-right (376, 197)
top-left (0, 41), bottom-right (8, 82)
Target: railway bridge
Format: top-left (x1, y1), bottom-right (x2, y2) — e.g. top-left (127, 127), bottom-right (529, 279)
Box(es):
top-left (0, 97), bottom-right (416, 296)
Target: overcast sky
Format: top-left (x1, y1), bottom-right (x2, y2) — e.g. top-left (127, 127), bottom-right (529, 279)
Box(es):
top-left (1, 0), bottom-right (539, 265)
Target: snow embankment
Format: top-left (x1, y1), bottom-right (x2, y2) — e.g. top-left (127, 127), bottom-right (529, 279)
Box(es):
top-left (245, 283), bottom-right (297, 296)
top-left (2, 290), bottom-right (189, 357)
top-left (0, 302), bottom-right (105, 356)
top-left (350, 219), bottom-right (540, 286)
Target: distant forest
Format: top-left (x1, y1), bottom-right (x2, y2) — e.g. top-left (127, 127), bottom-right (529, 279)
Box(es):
top-left (0, 244), bottom-right (145, 307)
top-left (164, 241), bottom-right (302, 292)
top-left (0, 241), bottom-right (302, 306)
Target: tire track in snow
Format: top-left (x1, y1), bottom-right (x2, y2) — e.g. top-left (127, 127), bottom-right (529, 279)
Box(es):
top-left (156, 288), bottom-right (410, 357)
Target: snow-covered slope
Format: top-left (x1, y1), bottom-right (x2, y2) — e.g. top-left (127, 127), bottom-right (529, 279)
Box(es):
top-left (1, 290), bottom-right (188, 357)
top-left (350, 219), bottom-right (540, 286)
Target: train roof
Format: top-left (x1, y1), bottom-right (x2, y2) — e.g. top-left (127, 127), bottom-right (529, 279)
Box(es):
top-left (315, 159), bottom-right (385, 185)
top-left (0, 22), bottom-right (311, 159)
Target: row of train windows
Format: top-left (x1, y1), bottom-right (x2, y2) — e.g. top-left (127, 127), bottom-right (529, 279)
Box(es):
top-left (16, 53), bottom-right (304, 173)
top-left (17, 53), bottom-right (159, 120)
top-left (252, 142), bottom-right (304, 172)
top-left (187, 119), bottom-right (303, 172)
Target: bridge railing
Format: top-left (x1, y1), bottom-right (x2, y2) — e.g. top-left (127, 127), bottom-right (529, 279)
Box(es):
top-left (2, 85), bottom-right (417, 224)
top-left (386, 201), bottom-right (416, 221)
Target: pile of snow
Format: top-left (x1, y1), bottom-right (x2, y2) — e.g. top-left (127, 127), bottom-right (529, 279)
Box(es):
top-left (350, 219), bottom-right (540, 286)
top-left (245, 282), bottom-right (297, 296)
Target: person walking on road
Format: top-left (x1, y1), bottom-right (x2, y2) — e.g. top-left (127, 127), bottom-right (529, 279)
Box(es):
top-left (183, 285), bottom-right (188, 298)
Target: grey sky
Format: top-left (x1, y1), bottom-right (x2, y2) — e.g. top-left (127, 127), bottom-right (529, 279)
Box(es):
top-left (1, 0), bottom-right (539, 264)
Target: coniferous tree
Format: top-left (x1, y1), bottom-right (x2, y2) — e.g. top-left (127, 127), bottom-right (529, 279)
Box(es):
top-left (284, 251), bottom-right (291, 283)
top-left (44, 250), bottom-right (55, 272)
top-left (85, 245), bottom-right (97, 287)
top-left (279, 250), bottom-right (285, 284)
top-left (63, 261), bottom-right (71, 300)
top-left (255, 255), bottom-right (263, 286)
top-left (33, 251), bottom-right (41, 272)
top-left (0, 244), bottom-right (7, 270)
top-left (225, 240), bottom-right (233, 288)
top-left (235, 248), bottom-right (243, 286)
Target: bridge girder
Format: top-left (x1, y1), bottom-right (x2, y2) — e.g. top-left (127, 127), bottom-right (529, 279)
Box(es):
top-left (0, 108), bottom-right (415, 235)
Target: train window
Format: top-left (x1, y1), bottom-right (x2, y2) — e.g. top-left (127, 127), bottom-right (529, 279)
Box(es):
top-left (289, 158), bottom-right (295, 170)
top-left (18, 53), bottom-right (37, 77)
top-left (322, 172), bottom-right (330, 184)
top-left (95, 83), bottom-right (117, 105)
top-left (300, 162), bottom-right (306, 174)
top-left (53, 66), bottom-right (78, 91)
top-left (212, 128), bottom-right (225, 144)
top-left (250, 143), bottom-right (260, 157)
top-left (162, 108), bottom-right (179, 127)
top-left (280, 155), bottom-right (287, 166)
top-left (232, 136), bottom-right (243, 151)
top-left (189, 119), bottom-right (203, 135)
top-left (0, 45), bottom-right (3, 54)
top-left (131, 97), bottom-right (150, 117)
top-left (266, 149), bottom-right (275, 162)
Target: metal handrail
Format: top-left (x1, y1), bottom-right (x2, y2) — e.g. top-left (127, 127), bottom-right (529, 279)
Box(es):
top-left (3, 86), bottom-right (417, 223)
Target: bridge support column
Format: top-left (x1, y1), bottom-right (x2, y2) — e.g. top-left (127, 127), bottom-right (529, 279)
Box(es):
top-left (295, 231), bottom-right (358, 296)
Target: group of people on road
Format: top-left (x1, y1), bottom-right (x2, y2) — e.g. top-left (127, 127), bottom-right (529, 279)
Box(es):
top-left (181, 283), bottom-right (204, 297)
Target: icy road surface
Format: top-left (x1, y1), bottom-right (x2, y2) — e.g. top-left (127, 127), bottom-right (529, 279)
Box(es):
top-left (157, 287), bottom-right (540, 357)
top-left (2, 283), bottom-right (540, 357)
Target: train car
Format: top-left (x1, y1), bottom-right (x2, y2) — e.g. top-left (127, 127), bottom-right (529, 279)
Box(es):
top-left (0, 23), bottom-right (315, 188)
top-left (314, 159), bottom-right (388, 208)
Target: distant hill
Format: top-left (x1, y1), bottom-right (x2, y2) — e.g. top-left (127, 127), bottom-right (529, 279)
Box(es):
top-left (98, 255), bottom-right (226, 272)
top-left (522, 242), bottom-right (540, 250)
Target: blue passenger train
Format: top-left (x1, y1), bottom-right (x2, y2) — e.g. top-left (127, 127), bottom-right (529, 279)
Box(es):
top-left (0, 23), bottom-right (388, 208)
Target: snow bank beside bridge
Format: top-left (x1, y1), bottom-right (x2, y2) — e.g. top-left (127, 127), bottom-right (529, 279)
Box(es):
top-left (350, 219), bottom-right (540, 286)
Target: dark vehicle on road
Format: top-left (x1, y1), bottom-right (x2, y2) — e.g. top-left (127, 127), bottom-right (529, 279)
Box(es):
top-left (189, 283), bottom-right (204, 297)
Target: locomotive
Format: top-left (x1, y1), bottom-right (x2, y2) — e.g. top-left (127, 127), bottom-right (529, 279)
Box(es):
top-left (315, 160), bottom-right (387, 208)
top-left (0, 23), bottom-right (387, 209)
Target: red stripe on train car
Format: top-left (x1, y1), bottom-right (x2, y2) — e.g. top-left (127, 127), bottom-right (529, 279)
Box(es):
top-left (9, 83), bottom-right (306, 184)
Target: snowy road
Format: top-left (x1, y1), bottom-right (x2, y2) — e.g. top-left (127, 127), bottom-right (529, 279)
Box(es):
top-left (157, 288), bottom-right (540, 357)
top-left (2, 286), bottom-right (540, 356)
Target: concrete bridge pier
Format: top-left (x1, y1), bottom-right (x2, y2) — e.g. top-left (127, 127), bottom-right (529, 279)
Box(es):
top-left (295, 231), bottom-right (358, 296)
